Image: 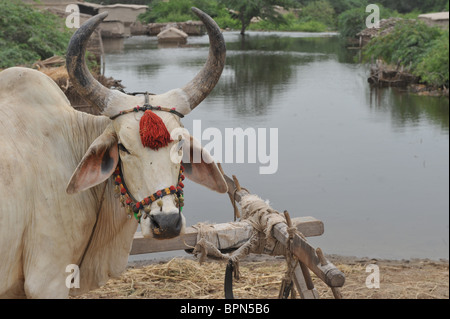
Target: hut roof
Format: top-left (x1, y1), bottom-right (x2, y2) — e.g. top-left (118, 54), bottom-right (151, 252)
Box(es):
top-left (357, 17), bottom-right (403, 38)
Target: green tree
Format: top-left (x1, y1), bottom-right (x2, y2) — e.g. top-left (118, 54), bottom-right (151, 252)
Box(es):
top-left (300, 0), bottom-right (336, 28)
top-left (220, 0), bottom-right (293, 35)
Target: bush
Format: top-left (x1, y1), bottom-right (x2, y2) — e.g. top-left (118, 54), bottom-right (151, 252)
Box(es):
top-left (300, 0), bottom-right (336, 28)
top-left (329, 0), bottom-right (369, 15)
top-left (414, 31), bottom-right (449, 87)
top-left (337, 7), bottom-right (367, 39)
top-left (0, 0), bottom-right (72, 68)
top-left (295, 20), bottom-right (328, 32)
top-left (337, 3), bottom-right (419, 40)
top-left (139, 0), bottom-right (196, 23)
top-left (139, 0), bottom-right (229, 23)
top-left (248, 12), bottom-right (329, 32)
top-left (363, 20), bottom-right (442, 68)
top-left (363, 20), bottom-right (449, 87)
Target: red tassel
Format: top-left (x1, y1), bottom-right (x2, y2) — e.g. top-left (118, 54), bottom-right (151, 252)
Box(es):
top-left (139, 110), bottom-right (173, 150)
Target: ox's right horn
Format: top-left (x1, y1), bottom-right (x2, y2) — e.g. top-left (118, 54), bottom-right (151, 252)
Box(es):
top-left (66, 12), bottom-right (112, 113)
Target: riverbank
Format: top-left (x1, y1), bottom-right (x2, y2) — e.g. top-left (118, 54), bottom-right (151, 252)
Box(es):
top-left (368, 60), bottom-right (449, 97)
top-left (362, 18), bottom-right (449, 93)
top-left (74, 254), bottom-right (449, 299)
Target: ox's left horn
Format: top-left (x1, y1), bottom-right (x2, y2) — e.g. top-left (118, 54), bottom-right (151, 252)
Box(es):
top-left (181, 7), bottom-right (226, 112)
top-left (66, 12), bottom-right (112, 113)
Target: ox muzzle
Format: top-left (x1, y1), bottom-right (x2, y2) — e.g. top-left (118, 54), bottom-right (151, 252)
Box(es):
top-left (149, 210), bottom-right (184, 239)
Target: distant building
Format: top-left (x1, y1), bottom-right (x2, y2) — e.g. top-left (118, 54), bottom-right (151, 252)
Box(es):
top-left (418, 12), bottom-right (449, 29)
top-left (21, 0), bottom-right (148, 38)
top-left (77, 2), bottom-right (148, 38)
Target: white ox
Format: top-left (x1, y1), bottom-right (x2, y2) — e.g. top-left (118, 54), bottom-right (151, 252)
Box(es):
top-left (0, 8), bottom-right (227, 298)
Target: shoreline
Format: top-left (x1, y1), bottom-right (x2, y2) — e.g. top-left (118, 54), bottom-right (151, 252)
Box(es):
top-left (128, 251), bottom-right (449, 267)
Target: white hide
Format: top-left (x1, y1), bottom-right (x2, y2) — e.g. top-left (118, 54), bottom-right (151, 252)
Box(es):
top-left (0, 67), bottom-right (226, 298)
top-left (0, 67), bottom-right (138, 298)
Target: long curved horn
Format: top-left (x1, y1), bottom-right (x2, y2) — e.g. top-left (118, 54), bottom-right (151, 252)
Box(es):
top-left (182, 7), bottom-right (226, 111)
top-left (66, 12), bottom-right (111, 113)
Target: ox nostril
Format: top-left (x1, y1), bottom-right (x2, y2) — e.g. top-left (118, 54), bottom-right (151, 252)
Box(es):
top-left (150, 214), bottom-right (160, 229)
top-left (150, 211), bottom-right (183, 239)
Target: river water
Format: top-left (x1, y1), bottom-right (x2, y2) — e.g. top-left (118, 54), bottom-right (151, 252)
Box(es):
top-left (103, 32), bottom-right (449, 260)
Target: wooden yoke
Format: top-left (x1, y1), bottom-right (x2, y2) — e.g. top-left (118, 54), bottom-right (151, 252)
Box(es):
top-left (223, 173), bottom-right (345, 298)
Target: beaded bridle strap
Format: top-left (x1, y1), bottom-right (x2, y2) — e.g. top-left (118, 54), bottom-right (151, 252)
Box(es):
top-left (110, 92), bottom-right (185, 221)
top-left (113, 163), bottom-right (185, 221)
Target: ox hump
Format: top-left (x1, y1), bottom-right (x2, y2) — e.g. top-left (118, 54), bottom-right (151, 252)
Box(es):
top-left (0, 67), bottom-right (71, 112)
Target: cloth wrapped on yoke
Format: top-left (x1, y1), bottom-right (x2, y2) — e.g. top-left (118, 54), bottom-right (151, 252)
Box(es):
top-left (192, 194), bottom-right (292, 264)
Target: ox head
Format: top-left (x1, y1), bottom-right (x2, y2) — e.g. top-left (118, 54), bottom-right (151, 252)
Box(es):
top-left (65, 8), bottom-right (227, 239)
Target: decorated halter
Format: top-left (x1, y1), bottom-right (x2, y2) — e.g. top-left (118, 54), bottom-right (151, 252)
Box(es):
top-left (113, 164), bottom-right (185, 221)
top-left (110, 92), bottom-right (185, 221)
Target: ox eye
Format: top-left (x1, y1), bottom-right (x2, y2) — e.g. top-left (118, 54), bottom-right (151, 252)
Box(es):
top-left (177, 138), bottom-right (184, 151)
top-left (177, 139), bottom-right (184, 155)
top-left (118, 143), bottom-right (130, 154)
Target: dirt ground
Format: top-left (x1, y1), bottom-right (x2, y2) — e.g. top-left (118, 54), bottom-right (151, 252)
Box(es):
top-left (75, 254), bottom-right (449, 299)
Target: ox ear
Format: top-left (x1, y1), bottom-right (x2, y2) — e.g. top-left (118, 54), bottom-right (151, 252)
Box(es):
top-left (181, 135), bottom-right (228, 193)
top-left (67, 125), bottom-right (119, 194)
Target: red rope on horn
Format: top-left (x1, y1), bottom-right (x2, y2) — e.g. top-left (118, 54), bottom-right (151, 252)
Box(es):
top-left (139, 110), bottom-right (173, 150)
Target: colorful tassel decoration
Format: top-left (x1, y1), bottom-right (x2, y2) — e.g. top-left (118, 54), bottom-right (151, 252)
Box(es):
top-left (139, 110), bottom-right (173, 150)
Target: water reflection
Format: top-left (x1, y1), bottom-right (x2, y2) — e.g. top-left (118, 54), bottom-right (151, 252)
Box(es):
top-left (226, 33), bottom-right (355, 63)
top-left (217, 53), bottom-right (300, 115)
top-left (212, 33), bottom-right (357, 116)
top-left (369, 88), bottom-right (449, 132)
